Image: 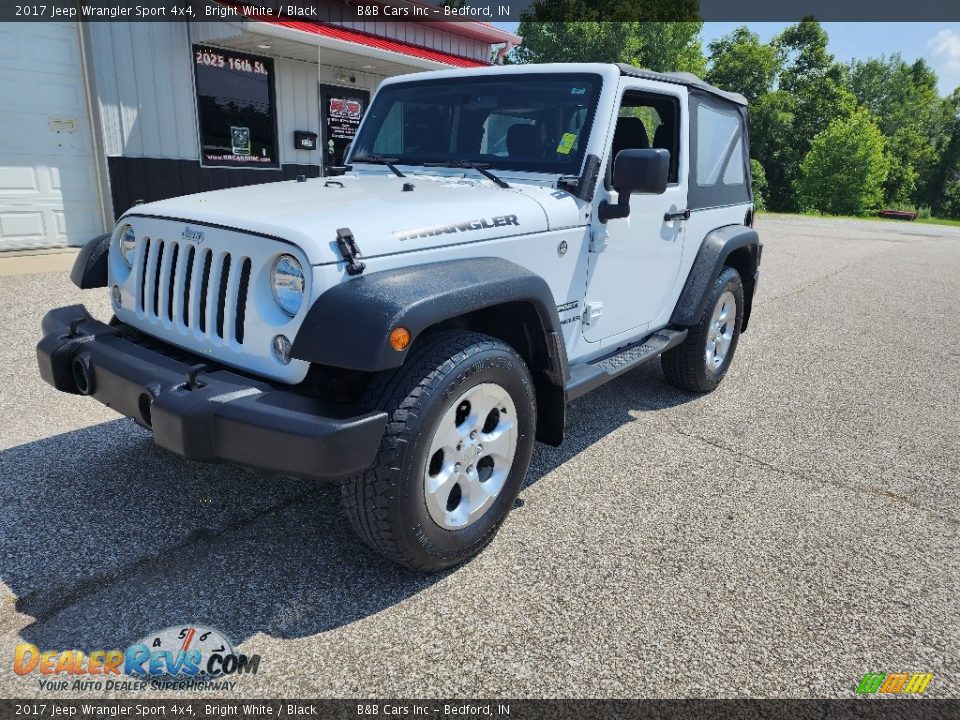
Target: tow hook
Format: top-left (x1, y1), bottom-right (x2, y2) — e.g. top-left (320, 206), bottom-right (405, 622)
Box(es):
top-left (183, 364), bottom-right (211, 391)
top-left (66, 317), bottom-right (86, 339)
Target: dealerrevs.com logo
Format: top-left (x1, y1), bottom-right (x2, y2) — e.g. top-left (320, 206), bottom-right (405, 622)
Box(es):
top-left (13, 626), bottom-right (261, 692)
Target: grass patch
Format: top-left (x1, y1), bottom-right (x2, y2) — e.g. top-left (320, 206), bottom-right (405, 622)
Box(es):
top-left (915, 216), bottom-right (960, 228)
top-left (757, 211), bottom-right (960, 228)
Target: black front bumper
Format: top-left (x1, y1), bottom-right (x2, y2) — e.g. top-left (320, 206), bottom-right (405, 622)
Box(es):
top-left (36, 305), bottom-right (387, 481)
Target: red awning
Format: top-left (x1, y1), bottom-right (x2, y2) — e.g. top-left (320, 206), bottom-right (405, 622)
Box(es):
top-left (259, 17), bottom-right (490, 68)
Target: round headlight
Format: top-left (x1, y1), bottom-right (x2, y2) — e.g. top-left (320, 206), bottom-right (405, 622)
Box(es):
top-left (119, 225), bottom-right (136, 267)
top-left (271, 254), bottom-right (305, 317)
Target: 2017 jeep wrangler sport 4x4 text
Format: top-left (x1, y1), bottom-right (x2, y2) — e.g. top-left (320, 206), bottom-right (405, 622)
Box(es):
top-left (38, 63), bottom-right (761, 571)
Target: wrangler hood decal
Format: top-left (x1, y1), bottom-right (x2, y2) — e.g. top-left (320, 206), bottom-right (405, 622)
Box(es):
top-left (131, 175), bottom-right (558, 265)
top-left (394, 215), bottom-right (520, 241)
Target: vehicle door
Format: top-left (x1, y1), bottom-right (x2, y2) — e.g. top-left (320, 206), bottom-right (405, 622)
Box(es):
top-left (582, 83), bottom-right (688, 345)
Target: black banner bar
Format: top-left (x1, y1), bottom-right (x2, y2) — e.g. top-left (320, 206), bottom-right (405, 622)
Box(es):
top-left (1, 0), bottom-right (960, 23)
top-left (2, 700), bottom-right (960, 720)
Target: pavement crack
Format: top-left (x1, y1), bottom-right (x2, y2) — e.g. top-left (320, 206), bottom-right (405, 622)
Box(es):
top-left (15, 488), bottom-right (320, 626)
top-left (753, 260), bottom-right (859, 308)
top-left (659, 417), bottom-right (960, 530)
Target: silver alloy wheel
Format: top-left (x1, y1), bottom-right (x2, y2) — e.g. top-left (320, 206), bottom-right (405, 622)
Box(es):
top-left (423, 382), bottom-right (518, 530)
top-left (706, 290), bottom-right (736, 371)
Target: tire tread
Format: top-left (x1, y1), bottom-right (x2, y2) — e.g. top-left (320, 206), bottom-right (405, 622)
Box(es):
top-left (662, 266), bottom-right (743, 393)
top-left (341, 330), bottom-right (524, 571)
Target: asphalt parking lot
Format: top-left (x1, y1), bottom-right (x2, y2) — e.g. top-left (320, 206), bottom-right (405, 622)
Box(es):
top-left (0, 214), bottom-right (958, 699)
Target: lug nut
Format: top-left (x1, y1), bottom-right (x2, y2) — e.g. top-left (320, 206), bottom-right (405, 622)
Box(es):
top-left (455, 463), bottom-right (461, 472)
top-left (466, 465), bottom-right (474, 474)
top-left (470, 431), bottom-right (477, 440)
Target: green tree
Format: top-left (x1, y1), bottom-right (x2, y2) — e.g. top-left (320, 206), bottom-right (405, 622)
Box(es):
top-left (513, 1), bottom-right (704, 74)
top-left (750, 159), bottom-right (768, 211)
top-left (705, 26), bottom-right (782, 104)
top-left (513, 22), bottom-right (705, 74)
top-left (748, 90), bottom-right (796, 211)
top-left (940, 179), bottom-right (960, 219)
top-left (765, 19), bottom-right (857, 212)
top-left (928, 90), bottom-right (960, 217)
top-left (920, 94), bottom-right (955, 211)
top-left (796, 109), bottom-right (890, 215)
top-left (847, 57), bottom-right (939, 135)
top-left (847, 55), bottom-right (941, 207)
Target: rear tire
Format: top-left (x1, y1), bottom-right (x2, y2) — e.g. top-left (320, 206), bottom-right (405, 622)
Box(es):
top-left (662, 266), bottom-right (744, 393)
top-left (340, 330), bottom-right (536, 572)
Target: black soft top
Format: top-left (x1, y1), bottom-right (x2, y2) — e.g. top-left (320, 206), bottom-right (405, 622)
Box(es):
top-left (617, 64), bottom-right (748, 106)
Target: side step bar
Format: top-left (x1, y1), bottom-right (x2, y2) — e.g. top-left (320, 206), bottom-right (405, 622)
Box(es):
top-left (565, 328), bottom-right (688, 401)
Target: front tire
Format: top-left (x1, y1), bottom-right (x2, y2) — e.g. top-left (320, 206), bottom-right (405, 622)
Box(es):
top-left (340, 330), bottom-right (537, 572)
top-left (662, 266), bottom-right (744, 393)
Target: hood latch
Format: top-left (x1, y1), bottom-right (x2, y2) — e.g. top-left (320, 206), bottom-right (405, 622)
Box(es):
top-left (336, 227), bottom-right (366, 276)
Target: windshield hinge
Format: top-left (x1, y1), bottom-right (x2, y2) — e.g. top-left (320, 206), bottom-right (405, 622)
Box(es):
top-left (336, 228), bottom-right (366, 276)
top-left (583, 302), bottom-right (603, 326)
top-left (557, 176), bottom-right (579, 194)
top-left (589, 227), bottom-right (609, 253)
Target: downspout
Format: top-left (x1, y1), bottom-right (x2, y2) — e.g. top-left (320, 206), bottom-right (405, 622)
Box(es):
top-left (495, 39), bottom-right (518, 64)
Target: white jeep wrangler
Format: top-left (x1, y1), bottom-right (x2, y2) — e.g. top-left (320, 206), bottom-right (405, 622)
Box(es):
top-left (38, 63), bottom-right (760, 571)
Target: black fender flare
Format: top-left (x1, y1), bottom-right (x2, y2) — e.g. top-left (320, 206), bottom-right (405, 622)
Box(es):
top-left (291, 257), bottom-right (566, 375)
top-left (70, 233), bottom-right (111, 290)
top-left (291, 257), bottom-right (569, 445)
top-left (670, 224), bottom-right (761, 332)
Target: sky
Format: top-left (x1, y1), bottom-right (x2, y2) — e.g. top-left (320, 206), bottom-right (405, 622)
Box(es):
top-left (494, 22), bottom-right (960, 96)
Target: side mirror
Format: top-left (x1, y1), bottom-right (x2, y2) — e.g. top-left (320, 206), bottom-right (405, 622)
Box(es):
top-left (599, 148), bottom-right (670, 222)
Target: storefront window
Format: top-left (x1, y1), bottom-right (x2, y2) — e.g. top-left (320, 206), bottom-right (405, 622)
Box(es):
top-left (193, 45), bottom-right (278, 168)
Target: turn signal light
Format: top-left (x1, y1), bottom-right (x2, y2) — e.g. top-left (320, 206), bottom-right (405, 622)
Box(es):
top-left (389, 327), bottom-right (411, 351)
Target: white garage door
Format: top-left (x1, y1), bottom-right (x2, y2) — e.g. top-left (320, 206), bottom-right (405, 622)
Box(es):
top-left (0, 22), bottom-right (103, 251)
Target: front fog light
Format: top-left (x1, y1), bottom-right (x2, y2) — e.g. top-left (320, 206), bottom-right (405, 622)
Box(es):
top-left (119, 225), bottom-right (136, 267)
top-left (272, 334), bottom-right (292, 365)
top-left (271, 254), bottom-right (305, 316)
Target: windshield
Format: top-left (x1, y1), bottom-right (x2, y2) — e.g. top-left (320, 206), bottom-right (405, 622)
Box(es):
top-left (350, 73), bottom-right (603, 175)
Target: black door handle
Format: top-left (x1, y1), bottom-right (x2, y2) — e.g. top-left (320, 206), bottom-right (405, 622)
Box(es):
top-left (664, 209), bottom-right (691, 222)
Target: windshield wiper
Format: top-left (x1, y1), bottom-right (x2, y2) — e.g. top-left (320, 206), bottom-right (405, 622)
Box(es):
top-left (351, 154), bottom-right (406, 178)
top-left (422, 161), bottom-right (510, 189)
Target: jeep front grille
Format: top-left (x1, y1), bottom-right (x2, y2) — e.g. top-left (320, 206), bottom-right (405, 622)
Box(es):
top-left (114, 216), bottom-right (311, 384)
top-left (136, 238), bottom-right (253, 345)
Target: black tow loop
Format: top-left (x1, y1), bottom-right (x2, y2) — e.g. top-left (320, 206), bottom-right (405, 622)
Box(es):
top-left (67, 318), bottom-right (86, 338)
top-left (184, 364), bottom-right (210, 391)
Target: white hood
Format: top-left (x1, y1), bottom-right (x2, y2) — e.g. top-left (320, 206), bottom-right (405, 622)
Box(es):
top-left (127, 174), bottom-right (580, 265)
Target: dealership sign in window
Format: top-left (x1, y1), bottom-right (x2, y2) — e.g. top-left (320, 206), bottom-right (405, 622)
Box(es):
top-left (194, 45), bottom-right (278, 168)
top-left (324, 94), bottom-right (365, 167)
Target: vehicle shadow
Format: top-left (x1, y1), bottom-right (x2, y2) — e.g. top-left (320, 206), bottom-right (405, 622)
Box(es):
top-left (2, 362), bottom-right (697, 652)
top-left (526, 361), bottom-right (698, 489)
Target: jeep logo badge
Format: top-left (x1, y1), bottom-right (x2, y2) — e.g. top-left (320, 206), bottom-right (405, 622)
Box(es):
top-left (181, 226), bottom-right (204, 244)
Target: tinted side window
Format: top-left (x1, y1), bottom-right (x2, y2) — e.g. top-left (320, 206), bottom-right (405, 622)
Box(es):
top-left (695, 104), bottom-right (741, 186)
top-left (688, 92), bottom-right (751, 210)
top-left (723, 138), bottom-right (746, 185)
